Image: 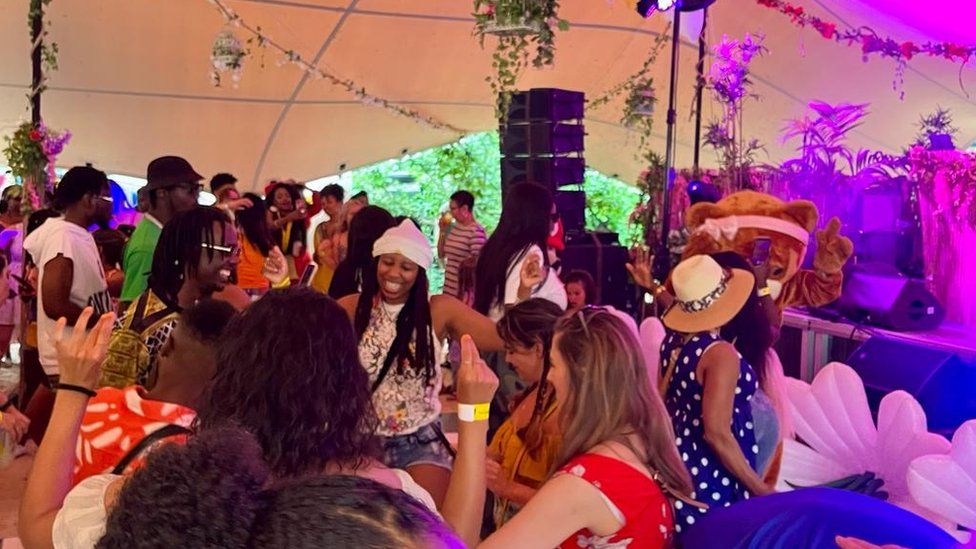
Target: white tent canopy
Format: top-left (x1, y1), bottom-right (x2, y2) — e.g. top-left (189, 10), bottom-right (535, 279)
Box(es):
top-left (1, 0), bottom-right (974, 192)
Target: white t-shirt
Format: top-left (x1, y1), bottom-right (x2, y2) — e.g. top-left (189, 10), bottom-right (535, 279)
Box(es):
top-left (489, 244), bottom-right (567, 321)
top-left (24, 217), bottom-right (110, 374)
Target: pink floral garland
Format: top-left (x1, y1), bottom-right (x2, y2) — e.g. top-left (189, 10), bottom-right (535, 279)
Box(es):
top-left (755, 0), bottom-right (974, 96)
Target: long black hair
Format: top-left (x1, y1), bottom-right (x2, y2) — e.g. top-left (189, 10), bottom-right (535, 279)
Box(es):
top-left (711, 251), bottom-right (773, 386)
top-left (353, 258), bottom-right (436, 384)
top-left (236, 192), bottom-right (273, 256)
top-left (473, 183), bottom-right (553, 315)
top-left (148, 206), bottom-right (231, 310)
top-left (496, 298), bottom-right (563, 457)
top-left (328, 206), bottom-right (395, 300)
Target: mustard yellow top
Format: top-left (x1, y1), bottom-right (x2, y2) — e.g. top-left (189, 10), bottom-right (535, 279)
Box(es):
top-left (488, 389), bottom-right (561, 526)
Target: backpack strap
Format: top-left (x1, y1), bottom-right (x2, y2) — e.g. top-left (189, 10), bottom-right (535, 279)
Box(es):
top-left (120, 291), bottom-right (151, 330)
top-left (129, 292), bottom-right (178, 334)
top-left (111, 423), bottom-right (191, 475)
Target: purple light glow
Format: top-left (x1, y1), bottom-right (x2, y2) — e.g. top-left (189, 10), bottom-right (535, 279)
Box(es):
top-left (842, 0), bottom-right (976, 43)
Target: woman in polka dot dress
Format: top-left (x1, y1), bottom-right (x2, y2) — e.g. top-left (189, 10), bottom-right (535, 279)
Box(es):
top-left (658, 255), bottom-right (775, 533)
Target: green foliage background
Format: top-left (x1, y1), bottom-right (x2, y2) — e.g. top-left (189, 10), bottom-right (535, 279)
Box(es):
top-left (347, 132), bottom-right (640, 292)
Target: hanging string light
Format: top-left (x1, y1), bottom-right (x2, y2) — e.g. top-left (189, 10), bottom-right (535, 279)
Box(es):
top-left (205, 0), bottom-right (465, 134)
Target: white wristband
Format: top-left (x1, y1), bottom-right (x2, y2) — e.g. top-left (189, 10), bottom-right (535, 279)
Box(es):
top-left (457, 403), bottom-right (490, 423)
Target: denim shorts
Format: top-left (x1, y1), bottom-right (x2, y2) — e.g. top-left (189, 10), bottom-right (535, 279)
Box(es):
top-left (380, 421), bottom-right (454, 471)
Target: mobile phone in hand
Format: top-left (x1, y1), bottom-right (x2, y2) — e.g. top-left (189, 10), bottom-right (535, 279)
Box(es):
top-left (750, 237), bottom-right (772, 267)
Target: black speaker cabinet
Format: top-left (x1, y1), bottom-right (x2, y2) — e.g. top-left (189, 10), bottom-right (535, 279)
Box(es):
top-left (847, 337), bottom-right (976, 437)
top-left (559, 234), bottom-right (639, 316)
top-left (838, 269), bottom-right (944, 332)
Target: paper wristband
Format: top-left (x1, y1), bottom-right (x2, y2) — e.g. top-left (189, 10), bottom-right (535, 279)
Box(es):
top-left (457, 403), bottom-right (490, 423)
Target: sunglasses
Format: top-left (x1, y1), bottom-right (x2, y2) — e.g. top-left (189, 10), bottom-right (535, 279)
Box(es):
top-left (201, 242), bottom-right (241, 258)
top-left (169, 182), bottom-right (202, 194)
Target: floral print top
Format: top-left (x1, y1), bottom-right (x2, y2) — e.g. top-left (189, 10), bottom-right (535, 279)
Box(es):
top-left (558, 453), bottom-right (674, 549)
top-left (358, 300), bottom-right (442, 437)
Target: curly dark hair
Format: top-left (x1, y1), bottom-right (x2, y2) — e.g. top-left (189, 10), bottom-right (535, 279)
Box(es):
top-left (196, 287), bottom-right (379, 477)
top-left (250, 475), bottom-right (462, 548)
top-left (148, 206), bottom-right (231, 310)
top-left (96, 427), bottom-right (269, 549)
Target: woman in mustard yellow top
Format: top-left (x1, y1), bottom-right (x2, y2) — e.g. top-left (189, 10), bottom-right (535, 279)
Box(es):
top-left (487, 298), bottom-right (564, 528)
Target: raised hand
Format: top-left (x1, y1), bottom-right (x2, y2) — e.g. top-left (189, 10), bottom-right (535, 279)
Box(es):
top-left (262, 246), bottom-right (289, 286)
top-left (814, 217), bottom-right (854, 274)
top-left (626, 246), bottom-right (655, 291)
top-left (456, 334), bottom-right (498, 406)
top-left (53, 307), bottom-right (115, 391)
top-left (226, 197), bottom-right (254, 211)
top-left (518, 252), bottom-right (546, 296)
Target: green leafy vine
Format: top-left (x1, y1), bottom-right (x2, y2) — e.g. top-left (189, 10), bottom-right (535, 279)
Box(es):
top-left (473, 0), bottom-right (568, 123)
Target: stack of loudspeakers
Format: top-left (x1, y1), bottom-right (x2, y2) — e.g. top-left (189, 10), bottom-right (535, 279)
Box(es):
top-left (500, 88), bottom-right (586, 236)
top-left (499, 88), bottom-right (637, 316)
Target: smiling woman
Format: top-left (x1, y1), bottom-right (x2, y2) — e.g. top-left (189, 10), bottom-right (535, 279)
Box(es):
top-left (337, 219), bottom-right (509, 509)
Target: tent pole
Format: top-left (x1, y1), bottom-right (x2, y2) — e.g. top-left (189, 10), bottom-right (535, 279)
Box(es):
top-left (692, 8), bottom-right (708, 177)
top-left (30, 0), bottom-right (43, 125)
top-left (652, 8), bottom-right (682, 282)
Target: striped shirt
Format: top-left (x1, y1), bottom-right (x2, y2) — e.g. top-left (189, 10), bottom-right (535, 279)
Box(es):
top-left (442, 222), bottom-right (486, 299)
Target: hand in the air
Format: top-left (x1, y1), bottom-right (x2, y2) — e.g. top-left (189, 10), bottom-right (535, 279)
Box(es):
top-left (456, 335), bottom-right (498, 406)
top-left (262, 246), bottom-right (289, 286)
top-left (814, 217), bottom-right (854, 274)
top-left (519, 252), bottom-right (546, 293)
top-left (626, 246), bottom-right (655, 291)
top-left (53, 307), bottom-right (116, 391)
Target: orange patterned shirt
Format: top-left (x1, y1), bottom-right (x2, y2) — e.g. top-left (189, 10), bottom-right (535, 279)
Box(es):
top-left (73, 386), bottom-right (195, 486)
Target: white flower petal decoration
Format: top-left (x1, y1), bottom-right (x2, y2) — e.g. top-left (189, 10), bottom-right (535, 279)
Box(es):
top-left (908, 419), bottom-right (976, 543)
top-left (779, 363), bottom-right (952, 520)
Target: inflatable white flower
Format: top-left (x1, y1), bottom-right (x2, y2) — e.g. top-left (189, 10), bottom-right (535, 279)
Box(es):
top-left (778, 363), bottom-right (952, 522)
top-left (908, 419), bottom-right (976, 543)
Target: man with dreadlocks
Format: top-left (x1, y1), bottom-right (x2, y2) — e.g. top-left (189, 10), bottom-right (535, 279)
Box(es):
top-left (100, 206), bottom-right (239, 389)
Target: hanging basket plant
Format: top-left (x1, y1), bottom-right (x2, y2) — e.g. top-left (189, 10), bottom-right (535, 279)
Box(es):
top-left (211, 28), bottom-right (246, 87)
top-left (473, 0), bottom-right (568, 122)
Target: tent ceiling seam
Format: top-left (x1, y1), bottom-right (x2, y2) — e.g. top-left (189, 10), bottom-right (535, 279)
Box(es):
top-left (250, 0), bottom-right (363, 187)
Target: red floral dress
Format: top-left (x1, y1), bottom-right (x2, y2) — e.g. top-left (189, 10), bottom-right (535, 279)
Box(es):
top-left (558, 454), bottom-right (675, 549)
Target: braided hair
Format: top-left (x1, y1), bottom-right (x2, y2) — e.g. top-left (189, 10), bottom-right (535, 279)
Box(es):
top-left (496, 298), bottom-right (564, 457)
top-left (353, 258), bottom-right (436, 385)
top-left (148, 206), bottom-right (231, 310)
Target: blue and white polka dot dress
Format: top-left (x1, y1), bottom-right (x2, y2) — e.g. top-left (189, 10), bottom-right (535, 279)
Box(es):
top-left (661, 331), bottom-right (758, 534)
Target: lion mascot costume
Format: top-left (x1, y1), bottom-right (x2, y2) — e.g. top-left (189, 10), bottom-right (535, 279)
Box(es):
top-left (680, 190), bottom-right (854, 483)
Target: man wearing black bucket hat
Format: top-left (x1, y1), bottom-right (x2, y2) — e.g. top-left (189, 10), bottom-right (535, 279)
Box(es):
top-left (120, 156), bottom-right (202, 305)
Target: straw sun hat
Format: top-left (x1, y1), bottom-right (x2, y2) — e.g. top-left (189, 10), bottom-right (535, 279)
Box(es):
top-left (662, 255), bottom-right (755, 333)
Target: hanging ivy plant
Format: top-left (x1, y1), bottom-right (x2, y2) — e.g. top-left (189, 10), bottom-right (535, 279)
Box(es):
top-left (473, 0), bottom-right (569, 122)
top-left (28, 0), bottom-right (60, 97)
